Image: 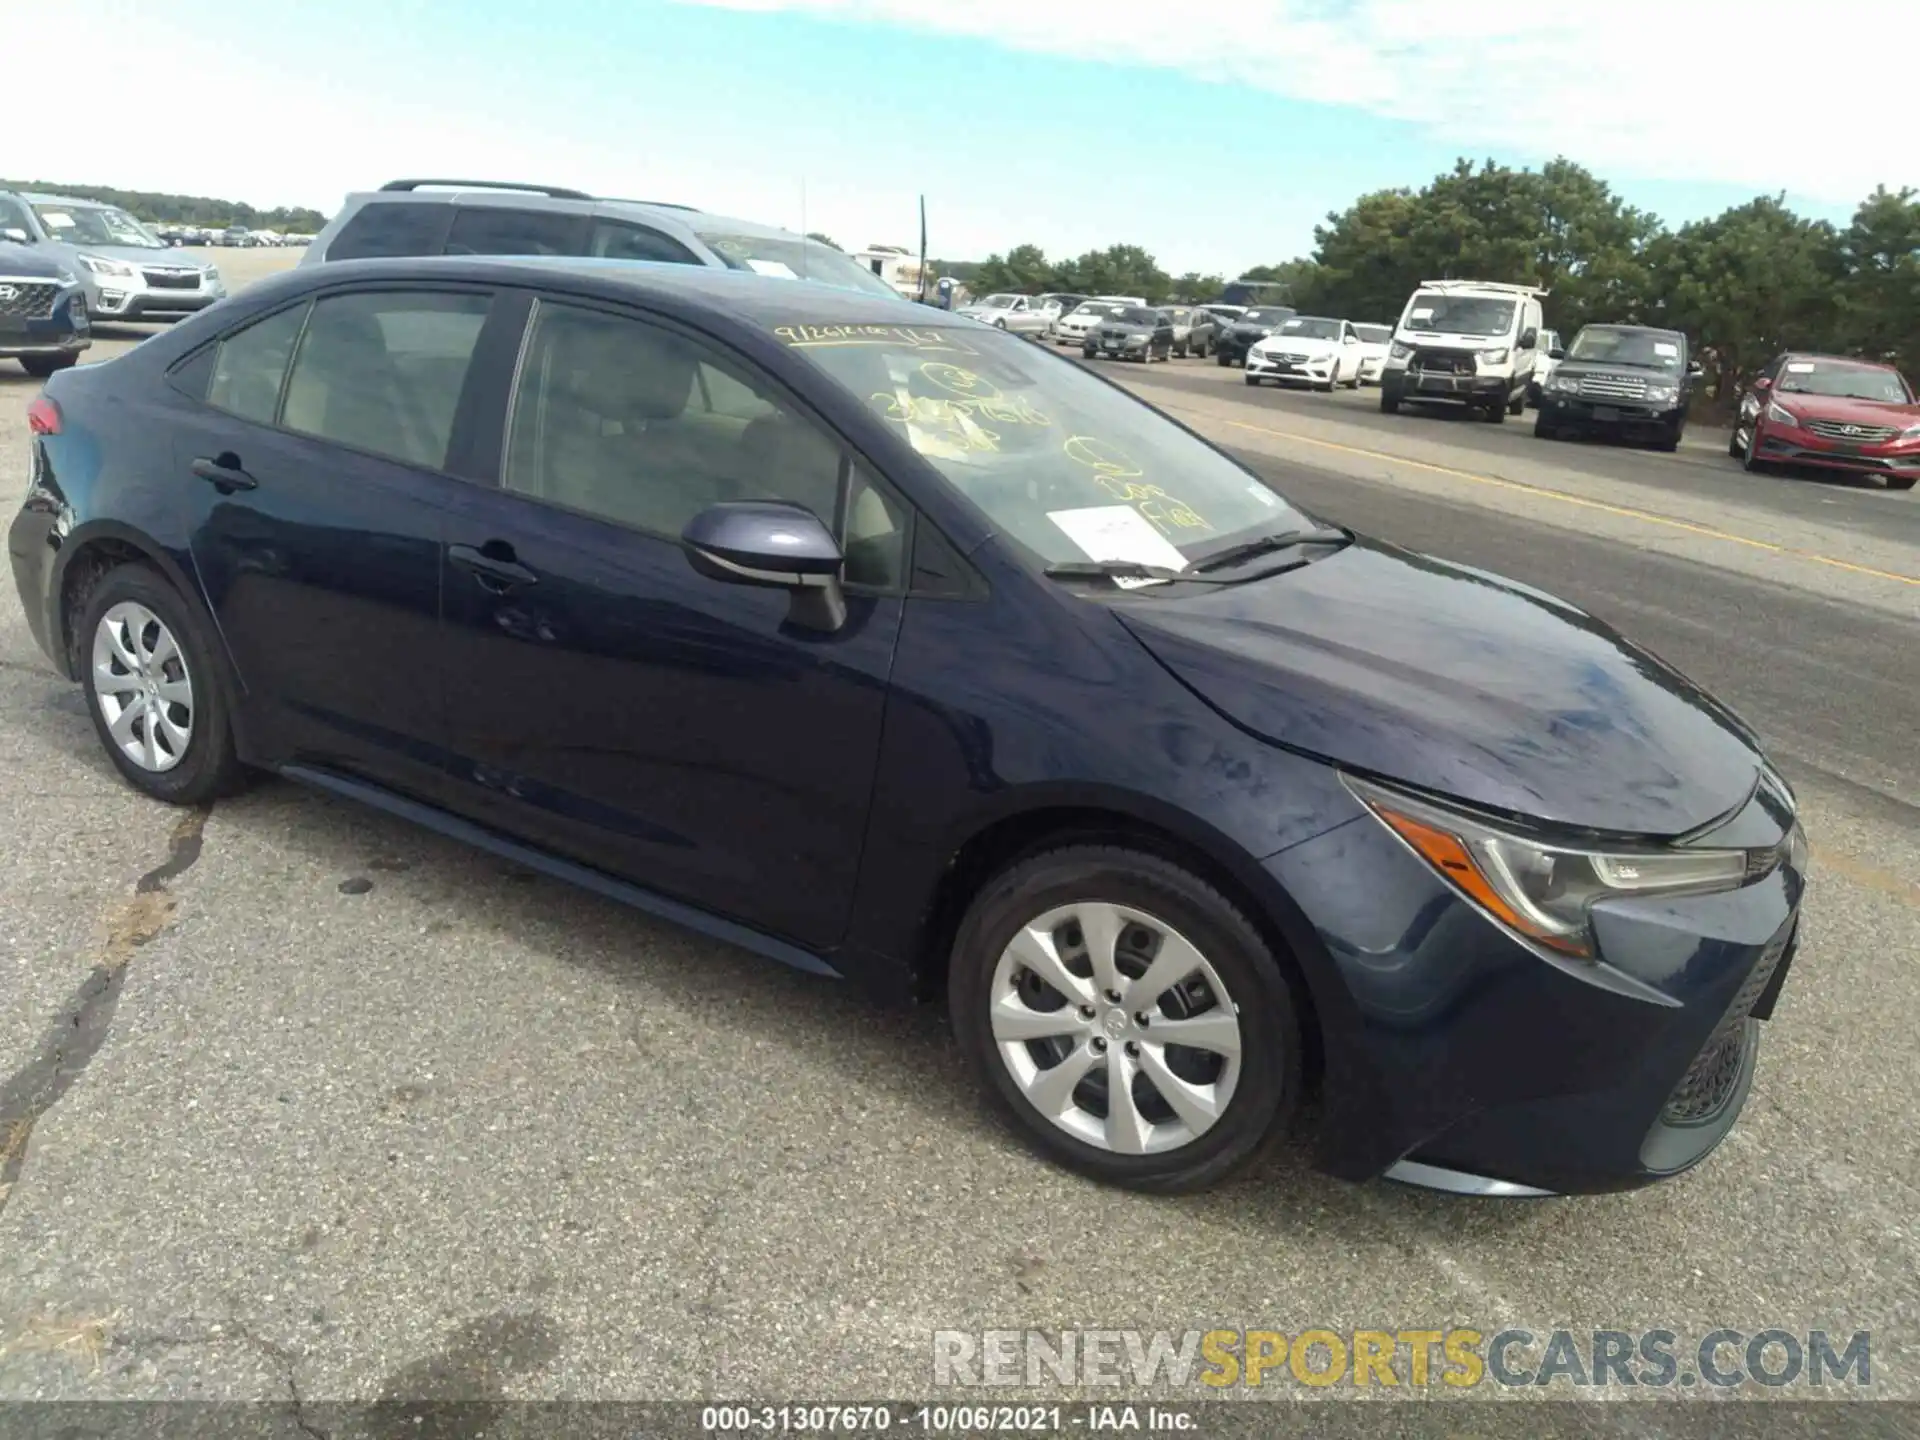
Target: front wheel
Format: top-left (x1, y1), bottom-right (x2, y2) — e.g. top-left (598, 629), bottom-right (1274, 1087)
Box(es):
top-left (76, 563), bottom-right (248, 804)
top-left (1379, 391), bottom-right (1400, 414)
top-left (1534, 417), bottom-right (1560, 440)
top-left (1886, 475), bottom-right (1917, 491)
top-left (948, 846), bottom-right (1302, 1192)
top-left (1216, 351), bottom-right (1231, 367)
top-left (1507, 389), bottom-right (1525, 416)
top-left (1483, 399), bottom-right (1507, 423)
top-left (1245, 374), bottom-right (1261, 386)
top-left (1742, 425), bottom-right (1771, 473)
top-left (20, 353), bottom-right (80, 378)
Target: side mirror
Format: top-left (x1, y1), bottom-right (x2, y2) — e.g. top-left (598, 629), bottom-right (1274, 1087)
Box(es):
top-left (1519, 327), bottom-right (1539, 349)
top-left (682, 501), bottom-right (846, 632)
top-left (1343, 333), bottom-right (1358, 344)
top-left (0, 227), bottom-right (27, 244)
top-left (1549, 346), bottom-right (1566, 360)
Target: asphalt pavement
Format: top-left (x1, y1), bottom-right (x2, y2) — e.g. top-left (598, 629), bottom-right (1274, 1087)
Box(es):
top-left (0, 265), bottom-right (1916, 1430)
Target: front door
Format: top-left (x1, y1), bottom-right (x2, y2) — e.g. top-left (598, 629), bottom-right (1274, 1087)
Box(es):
top-left (436, 295), bottom-right (912, 949)
top-left (174, 285), bottom-right (497, 799)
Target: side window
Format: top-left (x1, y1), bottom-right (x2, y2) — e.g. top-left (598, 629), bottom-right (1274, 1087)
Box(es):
top-left (325, 202), bottom-right (451, 261)
top-left (205, 302), bottom-right (310, 424)
top-left (444, 206), bottom-right (587, 257)
top-left (502, 300), bottom-right (907, 586)
top-left (589, 220), bottom-right (701, 265)
top-left (280, 290), bottom-right (490, 469)
top-left (0, 195), bottom-right (34, 236)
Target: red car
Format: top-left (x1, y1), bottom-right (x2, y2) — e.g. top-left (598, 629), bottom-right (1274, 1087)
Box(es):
top-left (1731, 352), bottom-right (1919, 489)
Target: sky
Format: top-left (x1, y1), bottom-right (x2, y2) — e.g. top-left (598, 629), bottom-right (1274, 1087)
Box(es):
top-left (15, 0), bottom-right (1919, 276)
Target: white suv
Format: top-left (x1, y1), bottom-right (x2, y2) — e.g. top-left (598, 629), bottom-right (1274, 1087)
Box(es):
top-left (1378, 280), bottom-right (1549, 423)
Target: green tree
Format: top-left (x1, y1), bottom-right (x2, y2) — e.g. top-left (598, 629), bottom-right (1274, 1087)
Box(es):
top-left (805, 231), bottom-right (841, 250)
top-left (1836, 186), bottom-right (1920, 376)
top-left (1171, 271), bottom-right (1229, 302)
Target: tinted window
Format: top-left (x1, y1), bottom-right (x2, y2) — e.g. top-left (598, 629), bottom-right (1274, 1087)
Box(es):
top-left (206, 303), bottom-right (310, 424)
top-left (280, 291), bottom-right (490, 468)
top-left (445, 206), bottom-right (586, 257)
top-left (326, 202), bottom-right (453, 261)
top-left (503, 301), bottom-right (906, 586)
top-left (589, 219), bottom-right (701, 265)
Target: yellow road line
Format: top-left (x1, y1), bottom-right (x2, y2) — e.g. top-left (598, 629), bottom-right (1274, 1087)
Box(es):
top-left (1177, 407), bottom-right (1920, 589)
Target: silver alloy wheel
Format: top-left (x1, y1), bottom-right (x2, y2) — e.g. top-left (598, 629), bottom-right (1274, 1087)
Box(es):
top-left (92, 601), bottom-right (194, 773)
top-left (989, 901), bottom-right (1243, 1155)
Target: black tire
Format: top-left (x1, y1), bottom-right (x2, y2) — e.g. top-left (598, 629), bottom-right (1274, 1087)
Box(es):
top-left (1483, 399), bottom-right (1507, 423)
top-left (74, 562), bottom-right (248, 805)
top-left (1507, 389), bottom-right (1525, 416)
top-left (1245, 374), bottom-right (1260, 386)
top-left (1651, 430), bottom-right (1681, 453)
top-left (1887, 475), bottom-right (1917, 491)
top-left (1216, 351), bottom-right (1231, 367)
top-left (1728, 425), bottom-right (1747, 458)
top-left (1083, 348), bottom-right (1097, 361)
top-left (1742, 427), bottom-right (1771, 474)
top-left (21, 353), bottom-right (80, 378)
top-left (1534, 417), bottom-right (1559, 441)
top-left (948, 845), bottom-right (1303, 1193)
top-left (1379, 391), bottom-right (1399, 414)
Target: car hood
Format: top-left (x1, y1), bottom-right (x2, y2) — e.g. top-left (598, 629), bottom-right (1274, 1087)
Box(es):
top-left (1230, 322), bottom-right (1281, 339)
top-left (1116, 539), bottom-right (1766, 837)
top-left (66, 244), bottom-right (210, 269)
top-left (1401, 333), bottom-right (1502, 351)
top-left (1773, 390), bottom-right (1920, 426)
top-left (1553, 361), bottom-right (1683, 384)
top-left (1258, 335), bottom-right (1338, 354)
top-left (0, 242), bottom-right (71, 279)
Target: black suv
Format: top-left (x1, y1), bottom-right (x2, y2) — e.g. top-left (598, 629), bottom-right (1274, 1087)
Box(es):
top-left (1534, 325), bottom-right (1702, 451)
top-left (1213, 306), bottom-right (1298, 367)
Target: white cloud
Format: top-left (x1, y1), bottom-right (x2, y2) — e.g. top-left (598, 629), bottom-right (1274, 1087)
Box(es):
top-left (689, 0), bottom-right (1920, 206)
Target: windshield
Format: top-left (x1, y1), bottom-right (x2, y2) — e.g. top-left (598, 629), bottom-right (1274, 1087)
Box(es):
top-left (1775, 361), bottom-right (1913, 403)
top-left (1403, 293), bottom-right (1515, 336)
top-left (1240, 308), bottom-right (1294, 326)
top-left (1354, 324), bottom-right (1391, 344)
top-left (1070, 303), bottom-right (1124, 319)
top-left (1278, 317), bottom-right (1341, 341)
top-left (1117, 307), bottom-right (1162, 325)
top-left (1567, 327), bottom-right (1684, 371)
top-left (32, 203), bottom-right (165, 249)
top-left (977, 294), bottom-right (1018, 308)
top-left (693, 229), bottom-right (898, 298)
top-left (774, 321), bottom-right (1311, 571)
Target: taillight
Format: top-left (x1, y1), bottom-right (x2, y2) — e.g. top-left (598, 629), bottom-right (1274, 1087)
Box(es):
top-left (27, 396), bottom-right (60, 435)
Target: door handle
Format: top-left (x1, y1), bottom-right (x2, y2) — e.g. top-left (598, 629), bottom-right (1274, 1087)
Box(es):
top-left (191, 456), bottom-right (257, 493)
top-left (449, 542), bottom-right (538, 592)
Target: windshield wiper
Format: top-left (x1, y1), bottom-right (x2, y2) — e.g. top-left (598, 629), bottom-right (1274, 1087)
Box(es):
top-left (1042, 560), bottom-right (1235, 586)
top-left (1191, 525), bottom-right (1348, 573)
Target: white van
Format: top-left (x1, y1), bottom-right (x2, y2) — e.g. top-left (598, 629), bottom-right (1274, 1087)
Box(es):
top-left (1378, 280), bottom-right (1549, 423)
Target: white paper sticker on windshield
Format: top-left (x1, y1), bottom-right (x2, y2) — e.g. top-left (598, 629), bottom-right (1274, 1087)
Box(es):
top-left (1246, 483), bottom-right (1280, 507)
top-left (746, 259), bottom-right (798, 279)
top-left (1409, 308), bottom-right (1433, 321)
top-left (1653, 342), bottom-right (1678, 357)
top-left (40, 211), bottom-right (74, 229)
top-left (1048, 505), bottom-right (1189, 588)
top-left (1786, 361), bottom-right (1815, 372)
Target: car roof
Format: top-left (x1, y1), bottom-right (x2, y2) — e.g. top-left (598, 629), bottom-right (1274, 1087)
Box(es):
top-left (14, 191), bottom-right (117, 208)
top-left (342, 187), bottom-right (808, 243)
top-left (1782, 351), bottom-right (1898, 371)
top-left (265, 253), bottom-right (942, 327)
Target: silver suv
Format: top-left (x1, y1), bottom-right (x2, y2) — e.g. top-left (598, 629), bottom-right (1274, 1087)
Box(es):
top-left (301, 180), bottom-right (899, 298)
top-left (0, 190), bottom-right (226, 322)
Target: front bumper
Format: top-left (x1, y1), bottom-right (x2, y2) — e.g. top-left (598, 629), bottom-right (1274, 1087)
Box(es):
top-left (1052, 328), bottom-right (1095, 346)
top-left (1266, 781), bottom-right (1805, 1195)
top-left (1247, 352), bottom-right (1335, 385)
top-left (1755, 428), bottom-right (1920, 478)
top-left (1539, 393), bottom-right (1685, 437)
top-left (1382, 367), bottom-right (1508, 405)
top-left (80, 263), bottom-right (225, 320)
top-left (0, 287), bottom-right (90, 358)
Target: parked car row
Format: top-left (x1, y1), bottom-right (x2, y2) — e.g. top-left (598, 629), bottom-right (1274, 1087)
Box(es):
top-left (0, 188), bottom-right (228, 332)
top-left (153, 224), bottom-right (312, 248)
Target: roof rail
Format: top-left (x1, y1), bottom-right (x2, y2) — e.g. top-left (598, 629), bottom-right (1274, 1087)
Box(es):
top-left (378, 179), bottom-right (595, 199)
top-left (601, 198), bottom-right (702, 212)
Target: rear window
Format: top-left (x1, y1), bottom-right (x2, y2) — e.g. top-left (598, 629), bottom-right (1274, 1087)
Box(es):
top-left (444, 206), bottom-right (587, 257)
top-left (325, 202), bottom-right (453, 261)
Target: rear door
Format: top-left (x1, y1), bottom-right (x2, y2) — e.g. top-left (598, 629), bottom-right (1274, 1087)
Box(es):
top-left (433, 291), bottom-right (912, 948)
top-left (170, 284), bottom-right (500, 800)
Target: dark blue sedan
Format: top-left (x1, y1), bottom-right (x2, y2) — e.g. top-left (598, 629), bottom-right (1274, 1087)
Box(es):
top-left (6, 256), bottom-right (1807, 1196)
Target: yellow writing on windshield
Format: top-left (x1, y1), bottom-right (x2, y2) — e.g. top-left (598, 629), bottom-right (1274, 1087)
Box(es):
top-left (1062, 434), bottom-right (1210, 535)
top-left (775, 323), bottom-right (976, 352)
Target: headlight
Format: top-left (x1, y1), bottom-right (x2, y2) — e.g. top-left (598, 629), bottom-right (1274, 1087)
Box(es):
top-left (1478, 347), bottom-right (1510, 365)
top-left (1901, 424), bottom-right (1920, 440)
top-left (1347, 777), bottom-right (1754, 961)
top-left (76, 255), bottom-right (136, 278)
top-left (1645, 384), bottom-right (1679, 404)
top-left (1548, 374), bottom-right (1580, 392)
top-left (1767, 400), bottom-right (1800, 427)
top-left (1388, 342), bottom-right (1412, 362)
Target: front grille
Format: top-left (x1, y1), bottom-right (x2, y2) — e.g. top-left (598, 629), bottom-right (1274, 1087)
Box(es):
top-left (142, 268), bottom-right (202, 290)
top-left (1411, 348), bottom-right (1473, 375)
top-left (1806, 419), bottom-right (1897, 443)
top-left (0, 281), bottom-right (59, 319)
top-left (1661, 919), bottom-right (1795, 1125)
top-left (1577, 373), bottom-right (1650, 401)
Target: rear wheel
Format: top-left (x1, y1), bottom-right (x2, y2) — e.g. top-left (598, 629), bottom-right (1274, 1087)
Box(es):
top-left (948, 846), bottom-right (1302, 1192)
top-left (20, 353), bottom-right (78, 378)
top-left (76, 564), bottom-right (248, 805)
